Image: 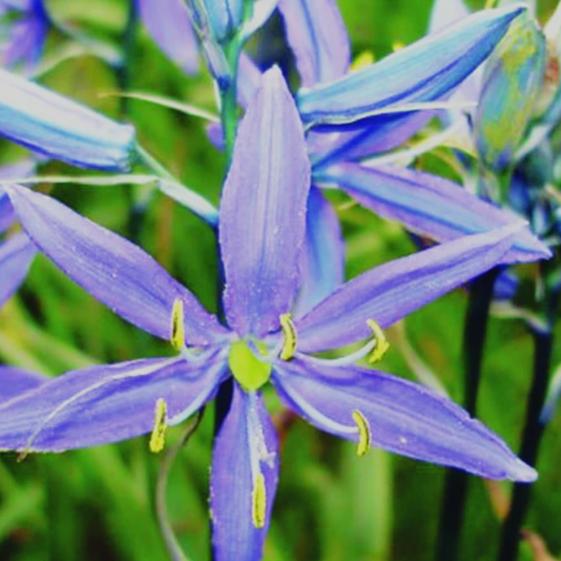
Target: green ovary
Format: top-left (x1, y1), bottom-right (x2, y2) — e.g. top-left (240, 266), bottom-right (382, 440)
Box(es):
top-left (228, 339), bottom-right (272, 392)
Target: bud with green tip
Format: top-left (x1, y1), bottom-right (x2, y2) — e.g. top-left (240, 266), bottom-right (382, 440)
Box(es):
top-left (475, 13), bottom-right (546, 171)
top-left (0, 68), bottom-right (136, 172)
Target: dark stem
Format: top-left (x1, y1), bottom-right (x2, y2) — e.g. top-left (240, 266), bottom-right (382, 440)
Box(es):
top-left (156, 409), bottom-right (205, 561)
top-left (436, 268), bottom-right (500, 561)
top-left (116, 0), bottom-right (139, 115)
top-left (116, 0), bottom-right (146, 241)
top-left (497, 298), bottom-right (556, 561)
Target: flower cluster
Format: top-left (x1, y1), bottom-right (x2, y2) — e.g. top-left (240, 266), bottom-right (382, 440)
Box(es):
top-left (0, 1), bottom-right (559, 560)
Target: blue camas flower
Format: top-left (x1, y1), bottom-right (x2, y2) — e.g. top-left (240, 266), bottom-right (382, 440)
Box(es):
top-left (0, 68), bottom-right (136, 171)
top-left (0, 0), bottom-right (49, 69)
top-left (227, 2), bottom-right (550, 309)
top-left (0, 68), bottom-right (537, 561)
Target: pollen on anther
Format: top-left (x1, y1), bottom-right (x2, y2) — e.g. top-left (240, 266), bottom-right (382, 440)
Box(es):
top-left (352, 409), bottom-right (371, 457)
top-left (366, 319), bottom-right (390, 363)
top-left (279, 313), bottom-right (297, 361)
top-left (170, 298), bottom-right (185, 351)
top-left (252, 472), bottom-right (267, 528)
top-left (149, 398), bottom-right (168, 454)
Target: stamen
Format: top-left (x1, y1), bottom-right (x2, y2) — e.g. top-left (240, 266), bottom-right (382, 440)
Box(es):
top-left (352, 410), bottom-right (371, 457)
top-left (170, 298), bottom-right (185, 351)
top-left (367, 319), bottom-right (390, 363)
top-left (279, 313), bottom-right (297, 361)
top-left (149, 398), bottom-right (168, 453)
top-left (252, 472), bottom-right (267, 529)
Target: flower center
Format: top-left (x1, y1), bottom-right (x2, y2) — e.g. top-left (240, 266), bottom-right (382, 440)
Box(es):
top-left (228, 339), bottom-right (272, 392)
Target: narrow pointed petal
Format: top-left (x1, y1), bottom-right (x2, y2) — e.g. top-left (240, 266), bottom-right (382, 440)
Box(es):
top-left (278, 0), bottom-right (350, 87)
top-left (0, 233), bottom-right (36, 307)
top-left (211, 385), bottom-right (279, 561)
top-left (220, 67), bottom-right (311, 337)
top-left (296, 224), bottom-right (521, 352)
top-left (297, 5), bottom-right (525, 126)
top-left (138, 0), bottom-right (199, 74)
top-left (273, 359), bottom-right (536, 481)
top-left (1, 0), bottom-right (49, 69)
top-left (317, 162), bottom-right (550, 264)
top-left (0, 355), bottom-right (226, 452)
top-left (6, 185), bottom-right (227, 345)
top-left (312, 111), bottom-right (434, 166)
top-left (0, 367), bottom-right (47, 402)
top-left (293, 187), bottom-right (344, 317)
top-left (0, 193), bottom-right (14, 234)
top-left (0, 68), bottom-right (136, 171)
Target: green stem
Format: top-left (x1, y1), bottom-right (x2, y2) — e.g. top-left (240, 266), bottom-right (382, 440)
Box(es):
top-left (219, 38), bottom-right (243, 162)
top-left (116, 0), bottom-right (139, 113)
top-left (497, 285), bottom-right (559, 561)
top-left (156, 410), bottom-right (205, 561)
top-left (436, 269), bottom-right (500, 561)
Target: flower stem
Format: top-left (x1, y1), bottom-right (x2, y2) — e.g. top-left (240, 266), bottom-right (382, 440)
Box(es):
top-left (219, 39), bottom-right (242, 163)
top-left (497, 285), bottom-right (558, 561)
top-left (156, 409), bottom-right (205, 561)
top-left (116, 0), bottom-right (139, 115)
top-left (436, 268), bottom-right (499, 561)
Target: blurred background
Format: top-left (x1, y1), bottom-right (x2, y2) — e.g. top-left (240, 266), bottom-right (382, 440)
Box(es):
top-left (0, 0), bottom-right (560, 559)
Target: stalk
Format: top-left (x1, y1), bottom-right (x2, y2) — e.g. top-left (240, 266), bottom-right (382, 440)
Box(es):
top-left (497, 284), bottom-right (558, 561)
top-left (436, 269), bottom-right (500, 561)
top-left (156, 410), bottom-right (206, 561)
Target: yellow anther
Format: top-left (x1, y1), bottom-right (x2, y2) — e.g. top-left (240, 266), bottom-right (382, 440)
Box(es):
top-left (367, 319), bottom-right (390, 364)
top-left (252, 472), bottom-right (267, 528)
top-left (352, 410), bottom-right (371, 457)
top-left (170, 298), bottom-right (185, 351)
top-left (279, 313), bottom-right (297, 361)
top-left (149, 398), bottom-right (168, 453)
top-left (351, 50), bottom-right (374, 72)
top-left (392, 41), bottom-right (405, 52)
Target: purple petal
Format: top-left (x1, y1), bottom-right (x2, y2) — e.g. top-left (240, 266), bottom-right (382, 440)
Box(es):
top-left (293, 187), bottom-right (344, 317)
top-left (295, 224), bottom-right (521, 352)
top-left (211, 384), bottom-right (279, 561)
top-left (0, 192), bottom-right (14, 233)
top-left (0, 366), bottom-right (47, 402)
top-left (317, 162), bottom-right (550, 264)
top-left (6, 185), bottom-right (227, 345)
top-left (138, 0), bottom-right (199, 74)
top-left (297, 5), bottom-right (524, 126)
top-left (0, 68), bottom-right (135, 171)
top-left (311, 111), bottom-right (434, 165)
top-left (2, 0), bottom-right (49, 69)
top-left (0, 233), bottom-right (36, 307)
top-left (0, 160), bottom-right (36, 232)
top-left (0, 355), bottom-right (226, 452)
top-left (220, 67), bottom-right (311, 337)
top-left (273, 359), bottom-right (536, 481)
top-left (278, 0), bottom-right (350, 87)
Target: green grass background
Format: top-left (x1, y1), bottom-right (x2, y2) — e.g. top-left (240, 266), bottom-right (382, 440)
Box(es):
top-left (0, 0), bottom-right (560, 560)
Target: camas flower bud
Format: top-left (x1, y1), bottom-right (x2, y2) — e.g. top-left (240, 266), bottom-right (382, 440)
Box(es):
top-left (185, 0), bottom-right (244, 43)
top-left (0, 68), bottom-right (136, 171)
top-left (475, 13), bottom-right (546, 171)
